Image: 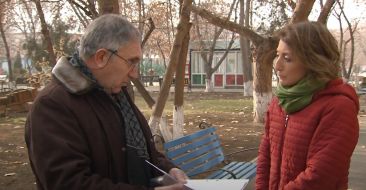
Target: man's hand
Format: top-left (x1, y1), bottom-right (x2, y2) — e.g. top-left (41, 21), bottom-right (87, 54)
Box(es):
top-left (154, 168), bottom-right (189, 190)
top-left (169, 168), bottom-right (188, 183)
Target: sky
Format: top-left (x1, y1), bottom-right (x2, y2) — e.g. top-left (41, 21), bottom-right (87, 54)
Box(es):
top-left (312, 1), bottom-right (366, 29)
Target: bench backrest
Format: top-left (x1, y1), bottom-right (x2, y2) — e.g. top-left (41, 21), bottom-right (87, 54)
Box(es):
top-left (163, 127), bottom-right (224, 177)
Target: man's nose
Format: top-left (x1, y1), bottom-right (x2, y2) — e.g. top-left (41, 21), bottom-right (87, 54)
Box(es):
top-left (128, 65), bottom-right (139, 79)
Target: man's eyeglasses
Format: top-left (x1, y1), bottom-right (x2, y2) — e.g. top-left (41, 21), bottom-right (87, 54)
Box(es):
top-left (106, 49), bottom-right (138, 67)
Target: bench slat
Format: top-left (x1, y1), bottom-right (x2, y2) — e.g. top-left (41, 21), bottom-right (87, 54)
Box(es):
top-left (164, 127), bottom-right (257, 180)
top-left (187, 156), bottom-right (225, 177)
top-left (179, 148), bottom-right (223, 171)
top-left (164, 127), bottom-right (217, 149)
top-left (165, 134), bottom-right (220, 158)
top-left (207, 161), bottom-right (256, 179)
top-left (171, 141), bottom-right (221, 164)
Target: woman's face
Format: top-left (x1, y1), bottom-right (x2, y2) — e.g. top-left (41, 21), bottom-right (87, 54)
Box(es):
top-left (274, 40), bottom-right (308, 87)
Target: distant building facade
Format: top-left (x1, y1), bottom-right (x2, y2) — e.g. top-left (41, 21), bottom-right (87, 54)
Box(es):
top-left (189, 40), bottom-right (244, 88)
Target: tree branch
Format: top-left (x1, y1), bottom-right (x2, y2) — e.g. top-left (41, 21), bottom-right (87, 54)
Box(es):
top-left (287, 0), bottom-right (296, 10)
top-left (141, 17), bottom-right (155, 47)
top-left (191, 5), bottom-right (263, 46)
top-left (317, 0), bottom-right (336, 24)
top-left (290, 0), bottom-right (315, 23)
top-left (67, 0), bottom-right (94, 18)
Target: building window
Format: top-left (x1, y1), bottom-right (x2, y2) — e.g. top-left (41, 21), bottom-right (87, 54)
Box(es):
top-left (236, 52), bottom-right (243, 74)
top-left (226, 52), bottom-right (235, 73)
top-left (226, 74), bottom-right (235, 85)
top-left (192, 74), bottom-right (205, 85)
top-left (214, 52), bottom-right (225, 74)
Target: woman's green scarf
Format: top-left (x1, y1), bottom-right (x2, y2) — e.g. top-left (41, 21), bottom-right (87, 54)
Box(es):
top-left (275, 77), bottom-right (326, 114)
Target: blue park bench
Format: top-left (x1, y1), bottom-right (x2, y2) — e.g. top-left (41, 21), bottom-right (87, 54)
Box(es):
top-left (163, 126), bottom-right (257, 180)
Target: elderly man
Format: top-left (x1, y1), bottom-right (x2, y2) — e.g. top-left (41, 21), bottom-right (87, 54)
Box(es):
top-left (25, 14), bottom-right (187, 190)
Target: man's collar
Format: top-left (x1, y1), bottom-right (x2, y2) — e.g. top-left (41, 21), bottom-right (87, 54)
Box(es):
top-left (52, 56), bottom-right (95, 94)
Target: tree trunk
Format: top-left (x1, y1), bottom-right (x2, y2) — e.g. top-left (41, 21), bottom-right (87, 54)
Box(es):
top-left (98, 0), bottom-right (119, 14)
top-left (135, 18), bottom-right (156, 107)
top-left (195, 1), bottom-right (237, 93)
top-left (192, 5), bottom-right (269, 122)
top-left (0, 11), bottom-right (13, 82)
top-left (192, 0), bottom-right (322, 122)
top-left (205, 78), bottom-right (214, 92)
top-left (149, 0), bottom-right (192, 139)
top-left (68, 0), bottom-right (89, 28)
top-left (173, 106), bottom-right (184, 139)
top-left (243, 81), bottom-right (253, 96)
top-left (136, 0), bottom-right (146, 37)
top-left (290, 0), bottom-right (316, 23)
top-left (339, 2), bottom-right (355, 80)
top-left (252, 38), bottom-right (277, 122)
top-left (173, 29), bottom-right (191, 139)
top-left (21, 0), bottom-right (37, 38)
top-left (240, 0), bottom-right (253, 97)
top-left (33, 0), bottom-right (57, 66)
top-left (148, 114), bottom-right (171, 141)
top-left (132, 79), bottom-right (155, 108)
top-left (317, 0), bottom-right (336, 24)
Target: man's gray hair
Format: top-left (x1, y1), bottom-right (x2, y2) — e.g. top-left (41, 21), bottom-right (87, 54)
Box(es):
top-left (78, 14), bottom-right (140, 60)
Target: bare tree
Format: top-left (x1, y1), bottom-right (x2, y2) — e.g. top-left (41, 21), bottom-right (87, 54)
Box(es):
top-left (191, 0), bottom-right (337, 122)
top-left (317, 0), bottom-right (336, 24)
top-left (193, 0), bottom-right (238, 92)
top-left (133, 17), bottom-right (156, 108)
top-left (67, 0), bottom-right (89, 28)
top-left (145, 1), bottom-right (179, 70)
top-left (240, 0), bottom-right (252, 96)
top-left (98, 0), bottom-right (119, 14)
top-left (334, 0), bottom-right (356, 81)
top-left (32, 0), bottom-right (57, 66)
top-left (0, 0), bottom-right (13, 81)
top-left (173, 27), bottom-right (191, 139)
top-left (68, 0), bottom-right (98, 19)
top-left (149, 0), bottom-right (192, 141)
top-left (9, 0), bottom-right (39, 74)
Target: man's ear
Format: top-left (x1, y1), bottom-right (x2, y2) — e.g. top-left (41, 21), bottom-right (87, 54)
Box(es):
top-left (89, 49), bottom-right (109, 69)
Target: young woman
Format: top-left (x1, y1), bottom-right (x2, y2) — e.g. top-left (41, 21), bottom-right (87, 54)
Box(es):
top-left (256, 21), bottom-right (359, 190)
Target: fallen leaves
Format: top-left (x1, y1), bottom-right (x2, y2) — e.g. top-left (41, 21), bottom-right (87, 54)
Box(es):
top-left (4, 173), bottom-right (16, 177)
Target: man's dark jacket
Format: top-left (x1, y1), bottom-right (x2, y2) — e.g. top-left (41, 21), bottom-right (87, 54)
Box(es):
top-left (25, 57), bottom-right (175, 190)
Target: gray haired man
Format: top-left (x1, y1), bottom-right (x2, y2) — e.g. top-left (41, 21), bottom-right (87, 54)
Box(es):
top-left (25, 14), bottom-right (187, 190)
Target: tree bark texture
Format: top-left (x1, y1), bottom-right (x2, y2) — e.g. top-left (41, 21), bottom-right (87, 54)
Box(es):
top-left (317, 0), bottom-right (336, 24)
top-left (172, 29), bottom-right (191, 139)
top-left (337, 0), bottom-right (355, 80)
top-left (174, 28), bottom-right (191, 107)
top-left (252, 38), bottom-right (277, 122)
top-left (191, 6), bottom-right (263, 46)
top-left (239, 0), bottom-right (253, 96)
top-left (132, 79), bottom-right (155, 108)
top-left (0, 8), bottom-right (13, 81)
top-left (192, 1), bottom-right (321, 123)
top-left (290, 0), bottom-right (315, 23)
top-left (192, 5), bottom-right (273, 122)
top-left (173, 106), bottom-right (184, 139)
top-left (149, 0), bottom-right (192, 137)
top-left (134, 17), bottom-right (157, 108)
top-left (33, 0), bottom-right (57, 66)
top-left (205, 78), bottom-right (214, 92)
top-left (253, 92), bottom-right (272, 123)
